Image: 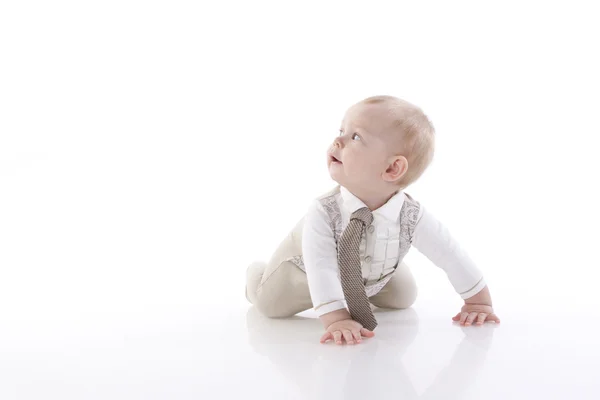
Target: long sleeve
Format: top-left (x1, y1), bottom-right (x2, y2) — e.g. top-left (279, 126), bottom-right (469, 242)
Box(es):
top-left (302, 200), bottom-right (348, 316)
top-left (411, 206), bottom-right (486, 299)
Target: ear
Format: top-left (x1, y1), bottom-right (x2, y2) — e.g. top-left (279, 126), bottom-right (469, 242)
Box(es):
top-left (382, 156), bottom-right (408, 183)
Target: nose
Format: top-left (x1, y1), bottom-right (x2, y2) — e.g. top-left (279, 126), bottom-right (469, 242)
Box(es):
top-left (333, 137), bottom-right (342, 148)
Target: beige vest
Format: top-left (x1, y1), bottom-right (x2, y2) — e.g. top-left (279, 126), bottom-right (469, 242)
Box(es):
top-left (285, 185), bottom-right (421, 297)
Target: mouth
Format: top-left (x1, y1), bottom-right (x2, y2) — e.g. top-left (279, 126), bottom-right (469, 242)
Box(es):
top-left (329, 154), bottom-right (342, 164)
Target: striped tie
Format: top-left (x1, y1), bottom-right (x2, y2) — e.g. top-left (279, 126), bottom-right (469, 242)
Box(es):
top-left (338, 207), bottom-right (377, 330)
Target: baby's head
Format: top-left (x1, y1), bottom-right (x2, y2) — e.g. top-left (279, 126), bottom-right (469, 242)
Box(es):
top-left (327, 95), bottom-right (435, 196)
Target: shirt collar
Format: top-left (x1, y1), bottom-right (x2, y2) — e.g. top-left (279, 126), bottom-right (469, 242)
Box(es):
top-left (339, 185), bottom-right (405, 222)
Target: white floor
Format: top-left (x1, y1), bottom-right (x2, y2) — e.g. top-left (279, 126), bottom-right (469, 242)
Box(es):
top-left (1, 278), bottom-right (599, 400)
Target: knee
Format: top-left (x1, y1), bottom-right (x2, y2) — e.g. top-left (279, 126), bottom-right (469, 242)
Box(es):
top-left (248, 258), bottom-right (310, 318)
top-left (394, 290), bottom-right (417, 309)
top-left (254, 297), bottom-right (295, 318)
top-left (253, 280), bottom-right (308, 318)
top-left (394, 285), bottom-right (418, 309)
top-left (373, 285), bottom-right (418, 310)
top-left (253, 279), bottom-right (297, 318)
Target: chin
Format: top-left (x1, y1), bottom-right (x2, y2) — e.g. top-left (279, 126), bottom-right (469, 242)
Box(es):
top-left (327, 171), bottom-right (341, 184)
top-left (329, 161), bottom-right (353, 185)
top-left (328, 172), bottom-right (346, 188)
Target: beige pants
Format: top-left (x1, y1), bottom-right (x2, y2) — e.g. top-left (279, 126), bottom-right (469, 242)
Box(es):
top-left (246, 217), bottom-right (418, 318)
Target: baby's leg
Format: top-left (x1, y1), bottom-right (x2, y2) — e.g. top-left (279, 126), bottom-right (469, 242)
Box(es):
top-left (246, 218), bottom-right (313, 318)
top-left (369, 261), bottom-right (418, 309)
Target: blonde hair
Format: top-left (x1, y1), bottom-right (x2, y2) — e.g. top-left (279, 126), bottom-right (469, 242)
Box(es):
top-left (360, 95), bottom-right (436, 190)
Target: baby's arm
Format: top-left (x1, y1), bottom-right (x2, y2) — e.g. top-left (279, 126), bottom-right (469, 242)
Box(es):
top-left (302, 200), bottom-right (375, 344)
top-left (411, 205), bottom-right (500, 325)
top-left (411, 205), bottom-right (487, 299)
top-left (464, 283), bottom-right (492, 306)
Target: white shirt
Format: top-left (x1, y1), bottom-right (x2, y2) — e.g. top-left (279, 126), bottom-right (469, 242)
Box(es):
top-left (302, 186), bottom-right (486, 316)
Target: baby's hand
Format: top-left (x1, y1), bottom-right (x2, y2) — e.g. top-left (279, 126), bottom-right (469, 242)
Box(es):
top-left (452, 303), bottom-right (501, 326)
top-left (320, 319), bottom-right (375, 345)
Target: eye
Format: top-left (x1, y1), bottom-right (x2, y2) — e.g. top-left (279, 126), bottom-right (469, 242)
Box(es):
top-left (352, 133), bottom-right (361, 141)
top-left (338, 129), bottom-right (344, 136)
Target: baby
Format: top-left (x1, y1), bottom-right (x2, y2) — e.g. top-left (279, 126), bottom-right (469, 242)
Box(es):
top-left (246, 95), bottom-right (500, 345)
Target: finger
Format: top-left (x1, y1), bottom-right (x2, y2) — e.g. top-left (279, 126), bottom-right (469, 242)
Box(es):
top-left (320, 332), bottom-right (333, 343)
top-left (360, 328), bottom-right (375, 337)
top-left (459, 312), bottom-right (469, 325)
top-left (476, 313), bottom-right (487, 325)
top-left (465, 312), bottom-right (478, 326)
top-left (351, 330), bottom-right (362, 343)
top-left (342, 329), bottom-right (354, 345)
top-left (333, 331), bottom-right (342, 345)
top-left (488, 313), bottom-right (501, 323)
top-left (452, 312), bottom-right (461, 321)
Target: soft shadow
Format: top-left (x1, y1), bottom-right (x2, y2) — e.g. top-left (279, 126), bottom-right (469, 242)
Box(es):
top-left (246, 306), bottom-right (497, 400)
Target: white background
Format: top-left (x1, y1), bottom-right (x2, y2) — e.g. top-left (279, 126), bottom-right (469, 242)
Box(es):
top-left (1, 1), bottom-right (599, 399)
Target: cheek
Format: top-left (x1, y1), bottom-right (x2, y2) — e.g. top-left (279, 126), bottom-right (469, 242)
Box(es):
top-left (350, 153), bottom-right (377, 175)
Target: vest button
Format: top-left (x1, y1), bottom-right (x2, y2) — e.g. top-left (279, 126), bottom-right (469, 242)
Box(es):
top-left (365, 256), bottom-right (372, 263)
top-left (368, 225), bottom-right (375, 233)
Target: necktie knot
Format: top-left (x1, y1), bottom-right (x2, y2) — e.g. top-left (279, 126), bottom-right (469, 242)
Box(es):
top-left (351, 207), bottom-right (373, 227)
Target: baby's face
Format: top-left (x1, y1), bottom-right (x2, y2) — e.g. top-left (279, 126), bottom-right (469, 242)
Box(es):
top-left (327, 101), bottom-right (401, 191)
